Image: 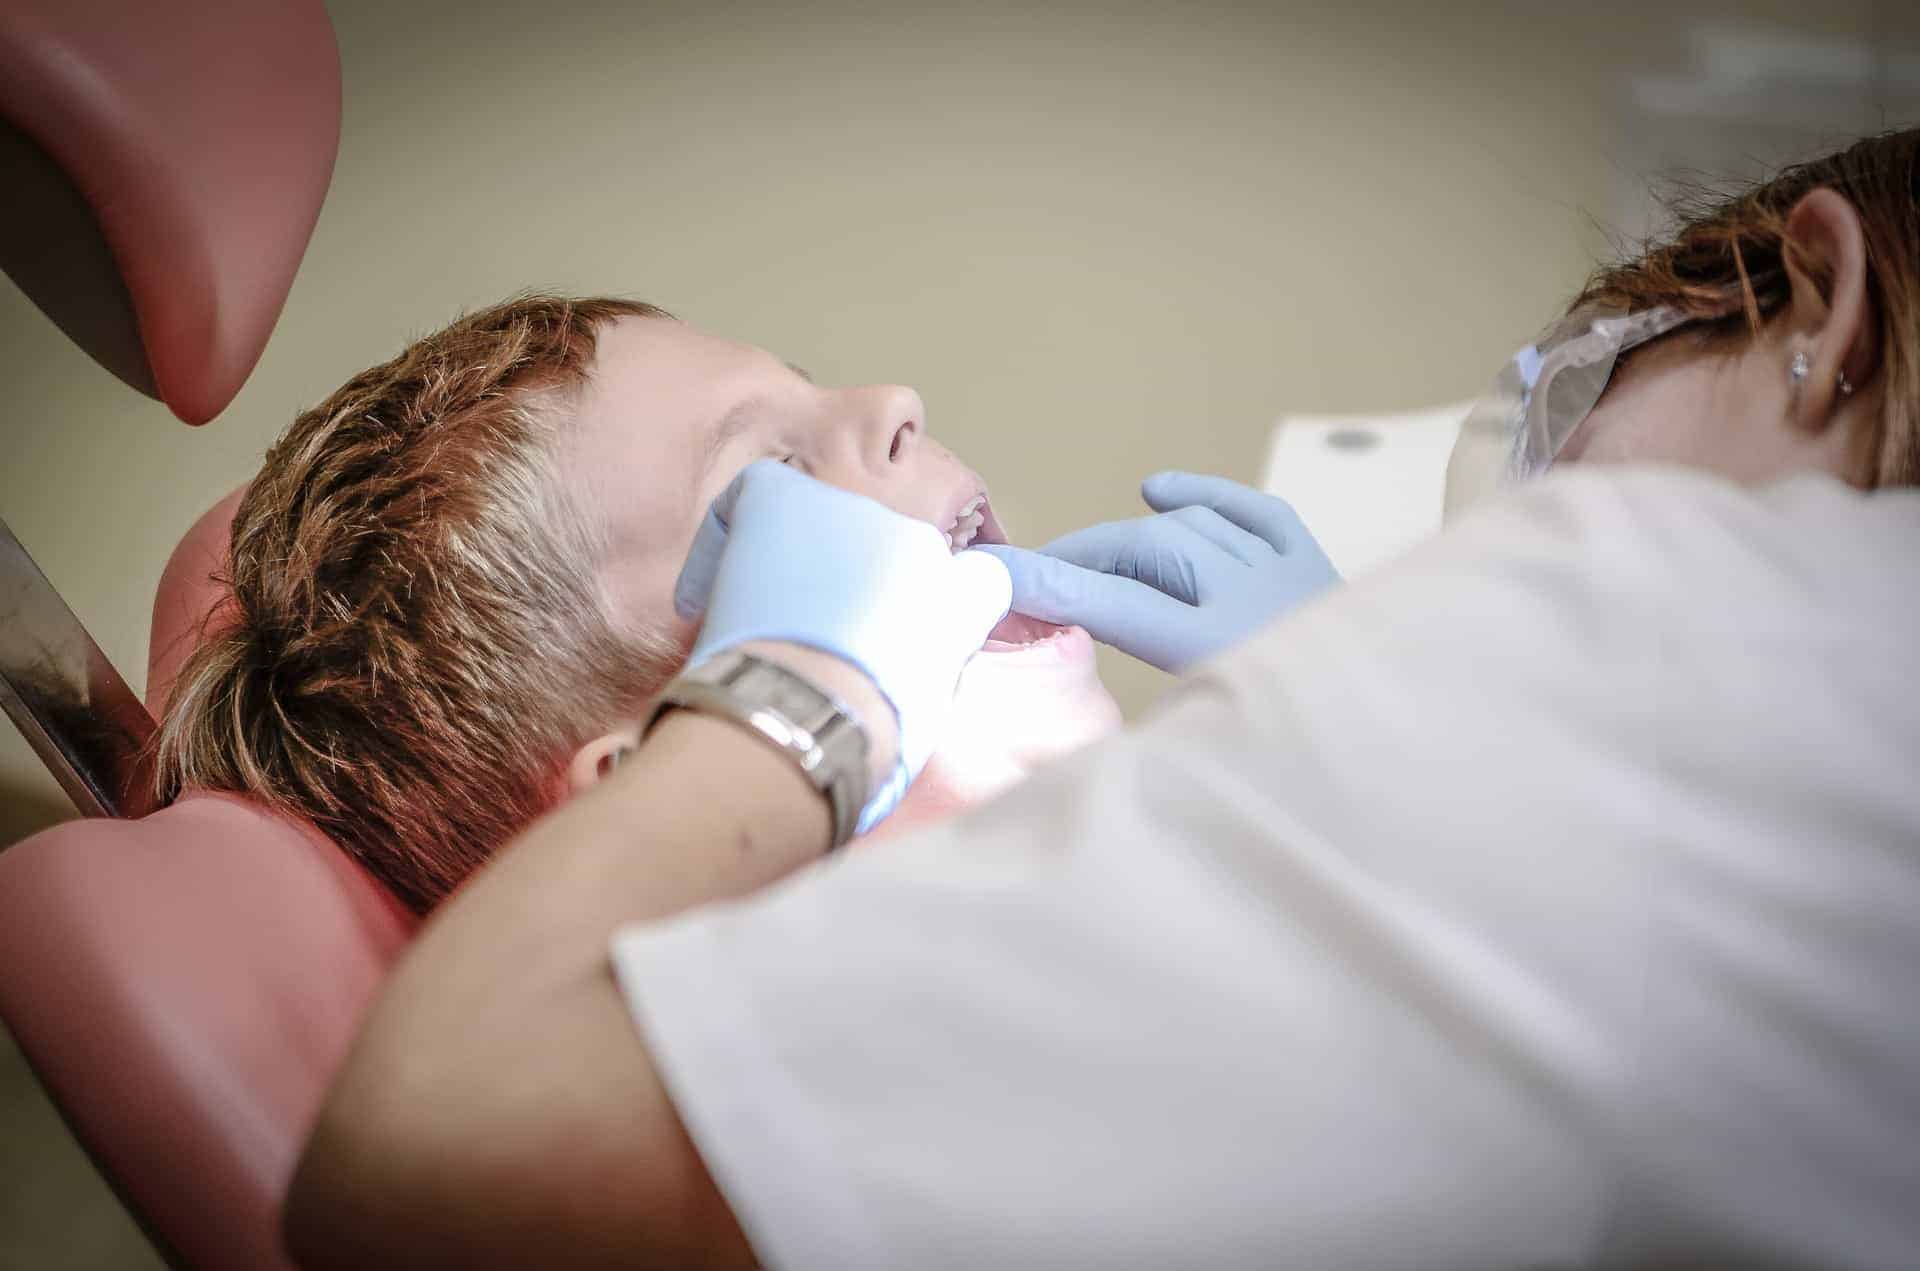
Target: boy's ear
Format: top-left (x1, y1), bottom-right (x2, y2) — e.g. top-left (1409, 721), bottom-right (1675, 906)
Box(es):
top-left (566, 725), bottom-right (643, 795)
top-left (1780, 187), bottom-right (1878, 433)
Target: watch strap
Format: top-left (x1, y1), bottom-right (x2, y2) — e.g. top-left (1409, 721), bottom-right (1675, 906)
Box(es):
top-left (644, 649), bottom-right (871, 849)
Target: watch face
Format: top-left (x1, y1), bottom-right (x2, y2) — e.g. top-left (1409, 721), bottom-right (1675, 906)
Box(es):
top-left (765, 677), bottom-right (821, 725)
top-left (678, 652), bottom-right (868, 847)
top-left (731, 661), bottom-right (829, 731)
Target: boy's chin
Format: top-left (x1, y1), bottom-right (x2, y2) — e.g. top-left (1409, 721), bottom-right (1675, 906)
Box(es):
top-left (874, 747), bottom-right (1015, 842)
top-left (882, 764), bottom-right (975, 837)
top-left (862, 625), bottom-right (1123, 843)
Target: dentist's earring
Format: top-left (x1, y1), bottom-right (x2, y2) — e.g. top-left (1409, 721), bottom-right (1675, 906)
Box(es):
top-left (1789, 349), bottom-right (1810, 386)
top-left (1789, 346), bottom-right (1855, 413)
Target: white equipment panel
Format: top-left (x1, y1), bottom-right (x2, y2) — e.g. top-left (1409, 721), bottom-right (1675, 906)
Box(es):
top-left (1259, 402), bottom-right (1471, 579)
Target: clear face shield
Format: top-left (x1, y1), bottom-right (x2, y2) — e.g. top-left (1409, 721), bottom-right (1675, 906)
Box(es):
top-left (1443, 305), bottom-right (1694, 518)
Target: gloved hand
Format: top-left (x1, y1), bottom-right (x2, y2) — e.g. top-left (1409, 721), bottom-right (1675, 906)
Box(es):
top-left (673, 459), bottom-right (1012, 832)
top-left (977, 471), bottom-right (1338, 674)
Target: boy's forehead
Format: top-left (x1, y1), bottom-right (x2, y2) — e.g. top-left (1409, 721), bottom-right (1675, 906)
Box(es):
top-left (575, 318), bottom-right (776, 458)
top-left (592, 315), bottom-right (772, 404)
top-left (561, 316), bottom-right (790, 576)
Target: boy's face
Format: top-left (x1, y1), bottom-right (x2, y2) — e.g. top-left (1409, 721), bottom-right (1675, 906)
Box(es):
top-left (557, 314), bottom-right (1121, 827)
top-left (564, 315), bottom-right (1007, 650)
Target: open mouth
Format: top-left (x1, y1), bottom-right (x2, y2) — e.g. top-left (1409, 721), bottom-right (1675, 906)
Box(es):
top-left (943, 493), bottom-right (992, 553)
top-left (983, 610), bottom-right (1072, 650)
top-left (942, 493), bottom-right (1073, 651)
top-left (941, 487), bottom-right (1012, 553)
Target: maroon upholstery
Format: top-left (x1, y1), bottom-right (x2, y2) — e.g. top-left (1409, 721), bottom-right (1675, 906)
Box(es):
top-left (0, 494), bottom-right (415, 1271)
top-left (0, 0), bottom-right (339, 423)
top-left (146, 485), bottom-right (247, 718)
top-left (0, 7), bottom-right (371, 1263)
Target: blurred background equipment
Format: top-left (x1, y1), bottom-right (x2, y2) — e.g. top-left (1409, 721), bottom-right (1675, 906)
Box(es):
top-left (1261, 402), bottom-right (1472, 578)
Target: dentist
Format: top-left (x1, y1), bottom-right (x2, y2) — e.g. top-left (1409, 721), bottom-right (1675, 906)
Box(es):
top-left (286, 176), bottom-right (1920, 1268)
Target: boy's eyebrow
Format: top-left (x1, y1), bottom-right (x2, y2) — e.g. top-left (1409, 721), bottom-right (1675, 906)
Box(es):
top-left (702, 395), bottom-right (765, 477)
top-left (698, 364), bottom-right (813, 484)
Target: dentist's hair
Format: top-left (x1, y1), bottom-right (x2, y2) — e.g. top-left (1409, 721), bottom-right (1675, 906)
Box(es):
top-left (1570, 126), bottom-right (1920, 487)
top-left (155, 294), bottom-right (680, 914)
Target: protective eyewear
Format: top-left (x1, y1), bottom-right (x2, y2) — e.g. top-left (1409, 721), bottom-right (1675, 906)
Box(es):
top-left (1458, 304), bottom-right (1696, 483)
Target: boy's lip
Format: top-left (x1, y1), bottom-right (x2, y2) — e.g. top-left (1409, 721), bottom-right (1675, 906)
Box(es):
top-left (976, 498), bottom-right (1009, 547)
top-left (983, 611), bottom-right (1084, 653)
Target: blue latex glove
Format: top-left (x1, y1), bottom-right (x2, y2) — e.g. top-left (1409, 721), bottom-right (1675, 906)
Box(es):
top-left (673, 459), bottom-right (1012, 832)
top-left (977, 471), bottom-right (1338, 674)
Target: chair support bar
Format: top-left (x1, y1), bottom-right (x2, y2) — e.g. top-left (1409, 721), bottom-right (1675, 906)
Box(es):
top-left (0, 516), bottom-right (155, 821)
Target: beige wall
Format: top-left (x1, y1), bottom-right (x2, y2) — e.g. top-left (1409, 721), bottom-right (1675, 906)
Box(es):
top-left (1, 0), bottom-right (1912, 849)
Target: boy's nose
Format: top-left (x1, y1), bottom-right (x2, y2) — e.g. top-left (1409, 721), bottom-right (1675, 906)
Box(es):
top-left (814, 385), bottom-right (930, 508)
top-left (860, 384), bottom-right (925, 470)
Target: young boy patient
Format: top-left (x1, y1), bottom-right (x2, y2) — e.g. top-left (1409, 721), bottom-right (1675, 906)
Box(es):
top-left (155, 295), bottom-right (1120, 913)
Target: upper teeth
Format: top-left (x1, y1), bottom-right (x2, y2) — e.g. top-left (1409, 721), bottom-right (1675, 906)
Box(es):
top-left (947, 495), bottom-right (986, 552)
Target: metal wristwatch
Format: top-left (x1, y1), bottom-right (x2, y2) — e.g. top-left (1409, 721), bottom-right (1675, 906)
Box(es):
top-left (643, 649), bottom-right (872, 849)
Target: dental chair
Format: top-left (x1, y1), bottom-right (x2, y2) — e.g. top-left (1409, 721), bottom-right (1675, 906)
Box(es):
top-left (0, 5), bottom-right (415, 1269)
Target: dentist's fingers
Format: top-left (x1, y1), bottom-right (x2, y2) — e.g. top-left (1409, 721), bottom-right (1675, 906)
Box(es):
top-left (1035, 517), bottom-right (1227, 606)
top-left (1160, 505), bottom-right (1272, 566)
top-left (1141, 471), bottom-right (1311, 554)
top-left (672, 502), bottom-right (731, 619)
top-left (1028, 520), bottom-right (1144, 577)
top-left (976, 544), bottom-right (1194, 665)
top-left (673, 459), bottom-right (802, 620)
top-left (949, 548), bottom-right (1015, 643)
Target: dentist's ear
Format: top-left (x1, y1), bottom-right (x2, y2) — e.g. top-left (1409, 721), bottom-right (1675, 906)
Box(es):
top-left (566, 725), bottom-right (644, 794)
top-left (1781, 187), bottom-right (1878, 435)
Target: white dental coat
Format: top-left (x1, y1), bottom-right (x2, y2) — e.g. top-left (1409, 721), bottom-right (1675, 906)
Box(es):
top-left (612, 467), bottom-right (1920, 1270)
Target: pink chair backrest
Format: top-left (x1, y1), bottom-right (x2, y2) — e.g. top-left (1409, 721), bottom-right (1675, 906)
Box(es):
top-left (0, 494), bottom-right (414, 1271)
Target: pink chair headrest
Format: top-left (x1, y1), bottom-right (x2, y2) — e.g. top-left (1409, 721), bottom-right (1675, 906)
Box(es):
top-left (0, 0), bottom-right (340, 424)
top-left (147, 485), bottom-right (248, 718)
